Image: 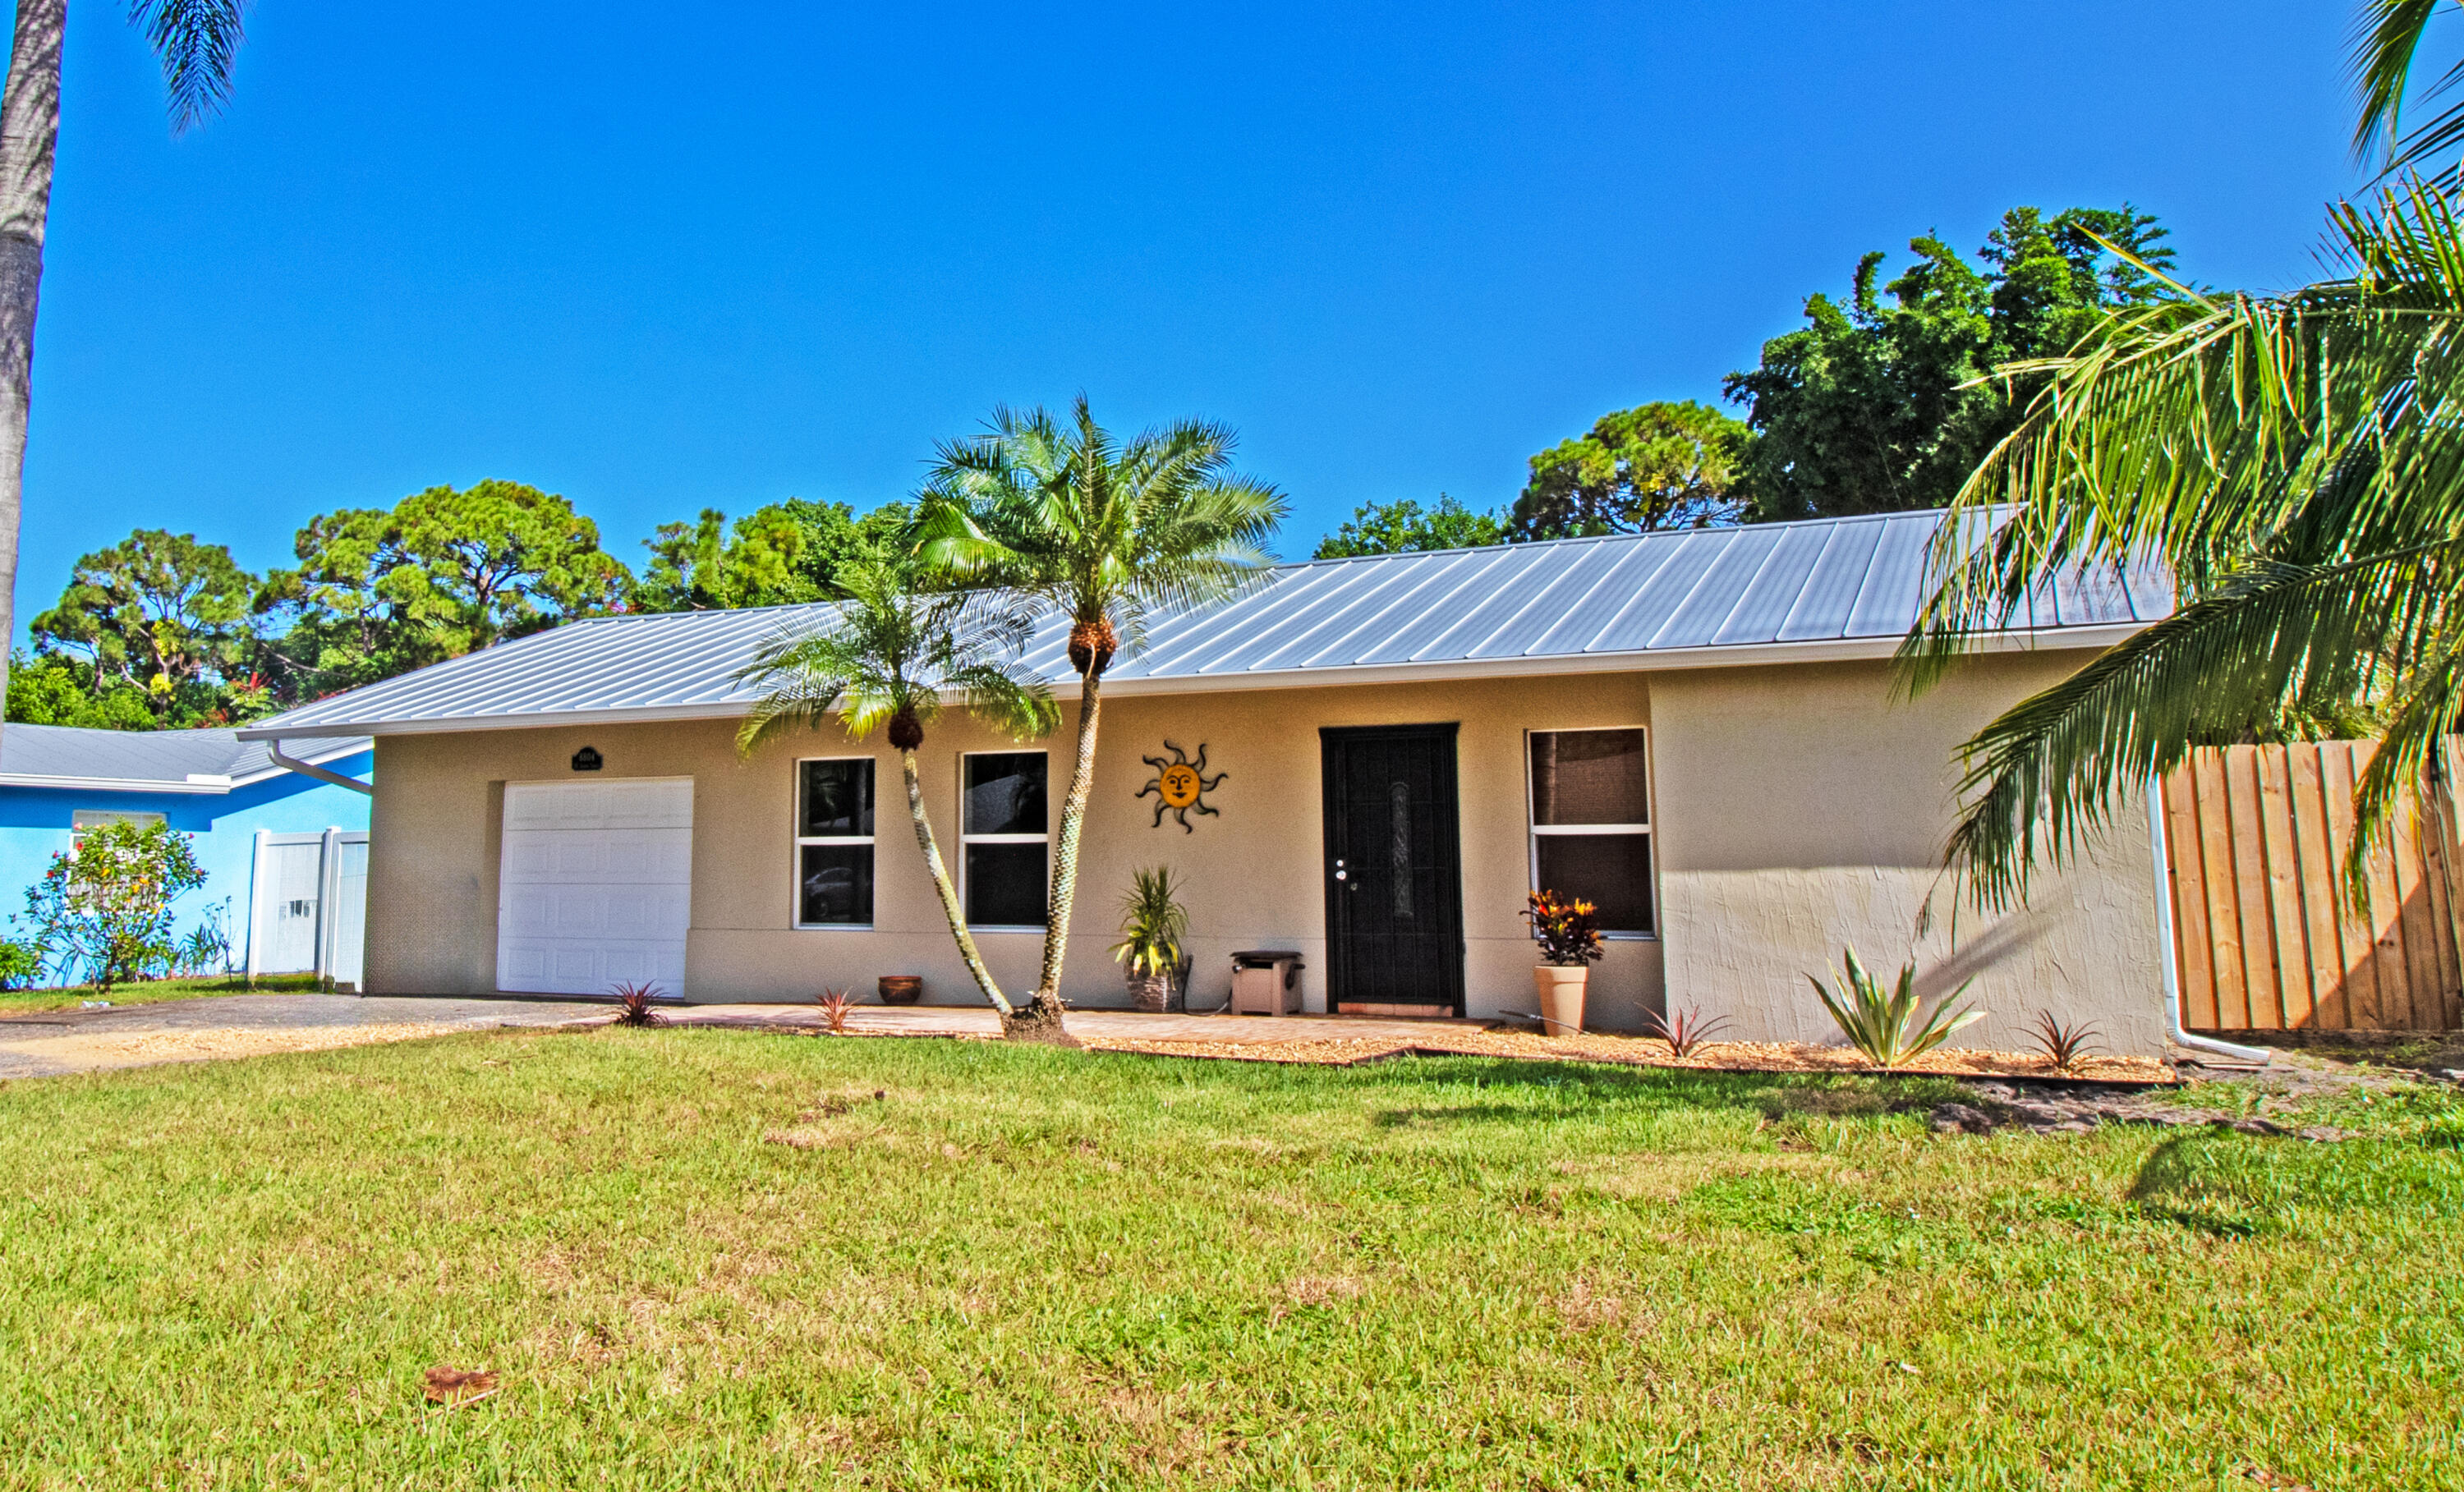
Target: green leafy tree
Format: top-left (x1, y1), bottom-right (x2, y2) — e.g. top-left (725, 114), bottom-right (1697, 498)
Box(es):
top-left (5, 653), bottom-right (159, 729)
top-left (779, 498), bottom-right (915, 594)
top-left (1508, 402), bottom-right (1751, 538)
top-left (1313, 495), bottom-right (1502, 558)
top-left (29, 530), bottom-right (258, 711)
top-left (0, 2), bottom-right (255, 748)
top-left (735, 562), bottom-right (1058, 1013)
top-left (917, 400), bottom-right (1285, 1042)
top-left (18, 819), bottom-right (206, 993)
top-left (260, 480), bottom-right (632, 695)
top-left (1724, 205), bottom-right (2176, 521)
top-left (1903, 184), bottom-right (2463, 911)
top-left (636, 499), bottom-right (916, 612)
top-left (639, 507), bottom-right (812, 612)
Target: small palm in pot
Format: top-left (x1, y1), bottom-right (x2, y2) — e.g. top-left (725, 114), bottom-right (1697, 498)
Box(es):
top-left (1110, 868), bottom-right (1189, 1013)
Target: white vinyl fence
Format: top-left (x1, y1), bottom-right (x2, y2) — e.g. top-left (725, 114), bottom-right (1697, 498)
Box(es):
top-left (245, 828), bottom-right (370, 988)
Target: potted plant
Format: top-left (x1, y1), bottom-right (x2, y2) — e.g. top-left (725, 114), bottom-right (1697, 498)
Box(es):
top-left (1110, 866), bottom-right (1188, 1012)
top-left (1522, 890), bottom-right (1602, 1035)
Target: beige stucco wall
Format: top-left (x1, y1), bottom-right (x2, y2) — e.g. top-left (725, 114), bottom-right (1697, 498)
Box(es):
top-left (1650, 652), bottom-right (2166, 1055)
top-left (364, 673), bottom-right (1666, 1026)
top-left (363, 648), bottom-right (2165, 1050)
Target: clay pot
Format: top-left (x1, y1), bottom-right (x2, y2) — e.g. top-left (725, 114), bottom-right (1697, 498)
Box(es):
top-left (878, 975), bottom-right (923, 1005)
top-left (1533, 965), bottom-right (1588, 1035)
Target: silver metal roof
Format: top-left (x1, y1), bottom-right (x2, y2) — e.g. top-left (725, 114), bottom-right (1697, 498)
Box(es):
top-left (239, 508), bottom-right (2170, 740)
top-left (0, 723), bottom-right (370, 793)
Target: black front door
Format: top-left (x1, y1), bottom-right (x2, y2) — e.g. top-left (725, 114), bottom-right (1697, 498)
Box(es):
top-left (1321, 723), bottom-right (1465, 1013)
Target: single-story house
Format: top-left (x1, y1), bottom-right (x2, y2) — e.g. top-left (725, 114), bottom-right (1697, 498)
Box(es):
top-left (0, 723), bottom-right (374, 976)
top-left (238, 507), bottom-right (2181, 1053)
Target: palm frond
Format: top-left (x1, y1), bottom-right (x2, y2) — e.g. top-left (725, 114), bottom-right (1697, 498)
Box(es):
top-left (2350, 0), bottom-right (2464, 178)
top-left (1907, 183), bottom-right (2464, 910)
top-left (1938, 549), bottom-right (2434, 909)
top-left (130, 0), bottom-right (248, 131)
top-left (913, 399), bottom-right (1288, 669)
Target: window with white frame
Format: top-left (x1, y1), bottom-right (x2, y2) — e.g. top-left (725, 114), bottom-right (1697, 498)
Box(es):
top-left (962, 751), bottom-right (1047, 928)
top-left (71, 810), bottom-right (165, 837)
top-left (796, 759), bottom-right (876, 926)
top-left (1527, 728), bottom-right (1653, 935)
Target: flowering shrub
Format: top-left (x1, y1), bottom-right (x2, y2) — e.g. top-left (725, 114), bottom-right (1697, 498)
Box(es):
top-left (1521, 890), bottom-right (1603, 967)
top-left (20, 820), bottom-right (205, 994)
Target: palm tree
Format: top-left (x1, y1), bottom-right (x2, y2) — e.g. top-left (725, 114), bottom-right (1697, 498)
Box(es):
top-left (0, 2), bottom-right (250, 741)
top-left (1903, 183), bottom-right (2464, 910)
top-left (736, 562), bottom-right (1058, 1017)
top-left (916, 399), bottom-right (1285, 1040)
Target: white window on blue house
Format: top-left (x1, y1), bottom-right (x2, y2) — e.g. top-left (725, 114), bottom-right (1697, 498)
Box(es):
top-left (71, 810), bottom-right (165, 841)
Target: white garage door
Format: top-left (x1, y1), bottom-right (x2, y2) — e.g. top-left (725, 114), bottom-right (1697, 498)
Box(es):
top-left (497, 778), bottom-right (693, 997)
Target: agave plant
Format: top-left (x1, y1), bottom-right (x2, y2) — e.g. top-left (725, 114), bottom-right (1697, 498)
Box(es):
top-left (1807, 948), bottom-right (1982, 1069)
top-left (815, 986), bottom-right (856, 1035)
top-left (1644, 1003), bottom-right (1735, 1059)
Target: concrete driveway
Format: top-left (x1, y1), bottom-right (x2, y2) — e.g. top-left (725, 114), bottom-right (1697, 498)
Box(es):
top-left (0, 994), bottom-right (605, 1080)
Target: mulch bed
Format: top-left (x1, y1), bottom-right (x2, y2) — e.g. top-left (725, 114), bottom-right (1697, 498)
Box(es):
top-left (1078, 1027), bottom-right (2177, 1086)
top-left (653, 1010), bottom-right (2177, 1086)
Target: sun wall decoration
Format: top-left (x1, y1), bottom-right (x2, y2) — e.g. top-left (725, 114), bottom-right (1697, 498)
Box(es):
top-left (1137, 741), bottom-right (1225, 832)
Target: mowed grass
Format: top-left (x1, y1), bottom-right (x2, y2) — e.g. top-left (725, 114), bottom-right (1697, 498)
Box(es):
top-left (2, 1030), bottom-right (2460, 1490)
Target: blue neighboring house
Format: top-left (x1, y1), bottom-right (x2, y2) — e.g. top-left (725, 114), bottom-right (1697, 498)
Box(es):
top-left (0, 723), bottom-right (372, 966)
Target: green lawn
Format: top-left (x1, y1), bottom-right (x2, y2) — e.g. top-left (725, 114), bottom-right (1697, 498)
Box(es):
top-left (0, 971), bottom-right (324, 1014)
top-left (2, 1029), bottom-right (2458, 1490)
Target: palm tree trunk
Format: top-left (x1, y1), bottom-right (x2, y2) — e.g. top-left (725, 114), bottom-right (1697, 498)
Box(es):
top-left (899, 746), bottom-right (1013, 1017)
top-left (0, 0), bottom-right (66, 740)
top-left (1008, 670), bottom-right (1101, 1044)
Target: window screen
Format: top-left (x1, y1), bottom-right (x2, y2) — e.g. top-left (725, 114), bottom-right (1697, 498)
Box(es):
top-left (1528, 728), bottom-right (1653, 934)
top-left (797, 760), bottom-right (876, 925)
top-left (963, 752), bottom-right (1047, 927)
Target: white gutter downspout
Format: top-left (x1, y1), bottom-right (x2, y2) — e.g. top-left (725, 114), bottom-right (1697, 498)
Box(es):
top-left (2146, 785), bottom-right (2271, 1067)
top-left (269, 741), bottom-right (374, 797)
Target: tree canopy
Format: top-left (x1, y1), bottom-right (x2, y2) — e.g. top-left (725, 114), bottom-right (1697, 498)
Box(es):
top-left (257, 480), bottom-right (632, 696)
top-left (30, 529), bottom-right (255, 696)
top-left (635, 498), bottom-right (913, 612)
top-left (1508, 401), bottom-right (1751, 538)
top-left (1312, 495), bottom-right (1503, 558)
top-left (1724, 205), bottom-right (2177, 521)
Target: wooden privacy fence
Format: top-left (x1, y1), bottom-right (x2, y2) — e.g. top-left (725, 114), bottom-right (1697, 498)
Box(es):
top-left (2163, 741), bottom-right (2464, 1032)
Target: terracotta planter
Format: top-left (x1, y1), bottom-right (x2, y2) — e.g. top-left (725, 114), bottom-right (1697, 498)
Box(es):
top-left (1533, 965), bottom-right (1588, 1035)
top-left (878, 975), bottom-right (923, 1005)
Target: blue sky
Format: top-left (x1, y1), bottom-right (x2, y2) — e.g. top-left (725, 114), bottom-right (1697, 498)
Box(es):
top-left (21, 0), bottom-right (2370, 613)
